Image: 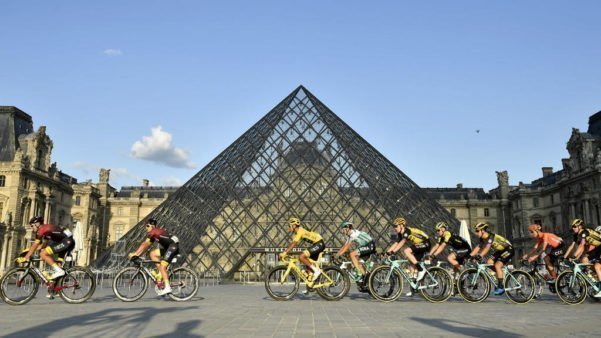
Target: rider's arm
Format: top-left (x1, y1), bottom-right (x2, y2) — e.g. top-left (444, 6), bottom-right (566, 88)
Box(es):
top-left (469, 245), bottom-right (480, 257)
top-left (431, 243), bottom-right (446, 257)
top-left (283, 241), bottom-right (297, 255)
top-left (479, 243), bottom-right (492, 258)
top-left (573, 239), bottom-right (587, 260)
top-left (564, 242), bottom-right (575, 259)
top-left (338, 242), bottom-right (352, 256)
top-left (23, 240), bottom-right (42, 260)
top-left (132, 239), bottom-right (151, 257)
top-left (389, 239), bottom-right (406, 254)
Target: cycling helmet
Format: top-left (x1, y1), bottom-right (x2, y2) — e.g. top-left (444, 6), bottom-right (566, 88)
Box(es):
top-left (571, 219), bottom-right (583, 227)
top-left (392, 217), bottom-right (406, 227)
top-left (289, 217), bottom-right (301, 227)
top-left (145, 218), bottom-right (158, 226)
top-left (29, 216), bottom-right (43, 224)
top-left (435, 222), bottom-right (447, 231)
top-left (595, 226), bottom-right (601, 233)
top-left (474, 222), bottom-right (489, 231)
top-left (339, 221), bottom-right (353, 229)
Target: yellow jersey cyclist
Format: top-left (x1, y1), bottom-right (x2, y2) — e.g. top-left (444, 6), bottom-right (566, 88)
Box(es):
top-left (564, 218), bottom-right (601, 297)
top-left (280, 217), bottom-right (325, 282)
top-left (427, 221), bottom-right (471, 274)
top-left (386, 217), bottom-right (431, 283)
top-left (469, 222), bottom-right (514, 296)
top-left (335, 221), bottom-right (376, 285)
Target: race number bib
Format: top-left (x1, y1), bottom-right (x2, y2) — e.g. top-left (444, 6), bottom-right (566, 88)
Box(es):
top-left (63, 229), bottom-right (73, 238)
top-left (171, 235), bottom-right (179, 243)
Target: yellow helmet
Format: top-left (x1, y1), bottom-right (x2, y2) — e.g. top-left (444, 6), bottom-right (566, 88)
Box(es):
top-left (571, 219), bottom-right (584, 227)
top-left (435, 222), bottom-right (447, 231)
top-left (289, 217), bottom-right (301, 227)
top-left (474, 222), bottom-right (489, 231)
top-left (392, 217), bottom-right (406, 227)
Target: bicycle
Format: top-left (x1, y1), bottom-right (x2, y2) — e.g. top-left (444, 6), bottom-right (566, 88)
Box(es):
top-left (0, 254), bottom-right (96, 305)
top-left (457, 261), bottom-right (535, 304)
top-left (335, 253), bottom-right (379, 294)
top-left (367, 256), bottom-right (453, 303)
top-left (555, 260), bottom-right (601, 305)
top-left (112, 254), bottom-right (199, 302)
top-left (264, 253), bottom-right (350, 301)
top-left (520, 258), bottom-right (565, 298)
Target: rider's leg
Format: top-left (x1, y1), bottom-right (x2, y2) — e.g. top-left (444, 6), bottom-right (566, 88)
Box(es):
top-left (447, 252), bottom-right (460, 273)
top-left (350, 250), bottom-right (365, 275)
top-left (150, 249), bottom-right (162, 276)
top-left (494, 260), bottom-right (504, 288)
top-left (41, 246), bottom-right (65, 279)
top-left (544, 255), bottom-right (557, 279)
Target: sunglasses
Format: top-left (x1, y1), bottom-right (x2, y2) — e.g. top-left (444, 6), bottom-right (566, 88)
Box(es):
top-left (572, 226), bottom-right (578, 229)
top-left (474, 230), bottom-right (481, 233)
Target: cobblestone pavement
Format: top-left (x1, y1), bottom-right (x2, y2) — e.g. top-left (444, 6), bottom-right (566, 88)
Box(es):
top-left (1, 283), bottom-right (600, 337)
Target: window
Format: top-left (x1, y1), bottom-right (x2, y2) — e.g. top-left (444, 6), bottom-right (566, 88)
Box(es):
top-left (0, 202), bottom-right (3, 219)
top-left (0, 175), bottom-right (5, 187)
top-left (450, 208), bottom-right (456, 217)
top-left (22, 179), bottom-right (28, 189)
top-left (550, 194), bottom-right (554, 205)
top-left (484, 208), bottom-right (490, 217)
top-left (533, 198), bottom-right (539, 208)
top-left (117, 207), bottom-right (123, 216)
top-left (75, 196), bottom-right (81, 206)
top-left (115, 224), bottom-right (124, 240)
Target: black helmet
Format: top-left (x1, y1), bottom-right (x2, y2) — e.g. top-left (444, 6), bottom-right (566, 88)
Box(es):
top-left (29, 216), bottom-right (43, 224)
top-left (146, 218), bottom-right (158, 226)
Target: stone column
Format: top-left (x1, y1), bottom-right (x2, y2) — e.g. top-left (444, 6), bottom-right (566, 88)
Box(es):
top-left (584, 200), bottom-right (591, 225)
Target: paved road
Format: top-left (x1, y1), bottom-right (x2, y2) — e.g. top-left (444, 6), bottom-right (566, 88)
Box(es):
top-left (1, 283), bottom-right (599, 337)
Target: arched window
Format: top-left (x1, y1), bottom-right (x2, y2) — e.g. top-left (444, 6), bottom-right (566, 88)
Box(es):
top-left (0, 175), bottom-right (5, 187)
top-left (75, 196), bottom-right (81, 206)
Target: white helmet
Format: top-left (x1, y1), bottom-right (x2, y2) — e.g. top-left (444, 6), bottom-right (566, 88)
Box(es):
top-left (595, 226), bottom-right (601, 233)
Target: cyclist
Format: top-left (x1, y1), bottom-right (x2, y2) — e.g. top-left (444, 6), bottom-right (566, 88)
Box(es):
top-left (469, 222), bottom-right (514, 296)
top-left (427, 221), bottom-right (471, 274)
top-left (280, 217), bottom-right (325, 282)
top-left (564, 218), bottom-right (601, 296)
top-left (521, 224), bottom-right (564, 282)
top-left (335, 221), bottom-right (376, 285)
top-left (17, 216), bottom-right (75, 280)
top-left (386, 217), bottom-right (431, 283)
top-left (129, 218), bottom-right (180, 296)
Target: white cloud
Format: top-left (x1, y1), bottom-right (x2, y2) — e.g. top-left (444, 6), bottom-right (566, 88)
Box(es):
top-left (162, 177), bottom-right (182, 186)
top-left (103, 49), bottom-right (123, 56)
top-left (131, 126), bottom-right (196, 169)
top-left (72, 161), bottom-right (98, 175)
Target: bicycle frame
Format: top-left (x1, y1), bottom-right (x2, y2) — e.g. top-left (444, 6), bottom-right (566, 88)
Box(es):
top-left (278, 255), bottom-right (333, 288)
top-left (469, 263), bottom-right (523, 292)
top-left (339, 256), bottom-right (375, 282)
top-left (568, 262), bottom-right (601, 293)
top-left (383, 256), bottom-right (439, 290)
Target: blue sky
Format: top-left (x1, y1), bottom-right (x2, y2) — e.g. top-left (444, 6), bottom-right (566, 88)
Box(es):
top-left (1, 1), bottom-right (600, 190)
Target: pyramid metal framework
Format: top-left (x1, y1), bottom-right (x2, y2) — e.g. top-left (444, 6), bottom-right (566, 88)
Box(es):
top-left (94, 86), bottom-right (459, 277)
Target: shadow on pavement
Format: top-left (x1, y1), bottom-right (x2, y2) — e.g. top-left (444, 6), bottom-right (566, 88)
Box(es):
top-left (409, 316), bottom-right (523, 338)
top-left (5, 306), bottom-right (202, 338)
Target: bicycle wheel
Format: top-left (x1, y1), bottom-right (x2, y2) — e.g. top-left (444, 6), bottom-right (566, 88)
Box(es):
top-left (113, 267), bottom-right (148, 302)
top-left (457, 268), bottom-right (490, 303)
top-left (0, 268), bottom-right (39, 305)
top-left (167, 267), bottom-right (199, 302)
top-left (367, 265), bottom-right (403, 302)
top-left (58, 267), bottom-right (96, 304)
top-left (419, 267), bottom-right (453, 303)
top-left (531, 272), bottom-right (545, 299)
top-left (555, 271), bottom-right (587, 305)
top-left (315, 266), bottom-right (350, 301)
top-left (264, 266), bottom-right (299, 301)
top-left (504, 270), bottom-right (535, 304)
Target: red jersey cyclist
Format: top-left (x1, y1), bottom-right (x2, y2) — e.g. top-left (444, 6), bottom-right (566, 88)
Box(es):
top-left (17, 216), bottom-right (75, 280)
top-left (521, 224), bottom-right (564, 282)
top-left (129, 218), bottom-right (180, 296)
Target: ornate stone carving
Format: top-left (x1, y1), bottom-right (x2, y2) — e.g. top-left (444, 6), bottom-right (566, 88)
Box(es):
top-left (99, 168), bottom-right (110, 183)
top-left (496, 170), bottom-right (509, 187)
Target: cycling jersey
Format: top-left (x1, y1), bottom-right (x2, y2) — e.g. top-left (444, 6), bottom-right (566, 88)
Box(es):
top-left (573, 228), bottom-right (601, 247)
top-left (35, 224), bottom-right (72, 244)
top-left (437, 231), bottom-right (471, 251)
top-left (534, 232), bottom-right (563, 249)
top-left (293, 227), bottom-right (323, 244)
top-left (146, 228), bottom-right (179, 249)
top-left (480, 232), bottom-right (512, 252)
top-left (397, 227), bottom-right (429, 245)
top-left (345, 229), bottom-right (373, 247)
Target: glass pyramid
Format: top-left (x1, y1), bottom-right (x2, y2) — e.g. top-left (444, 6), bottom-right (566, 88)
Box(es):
top-left (94, 86), bottom-right (459, 277)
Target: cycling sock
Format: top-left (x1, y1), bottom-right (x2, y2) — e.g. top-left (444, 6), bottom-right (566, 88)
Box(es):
top-left (497, 278), bottom-right (503, 288)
